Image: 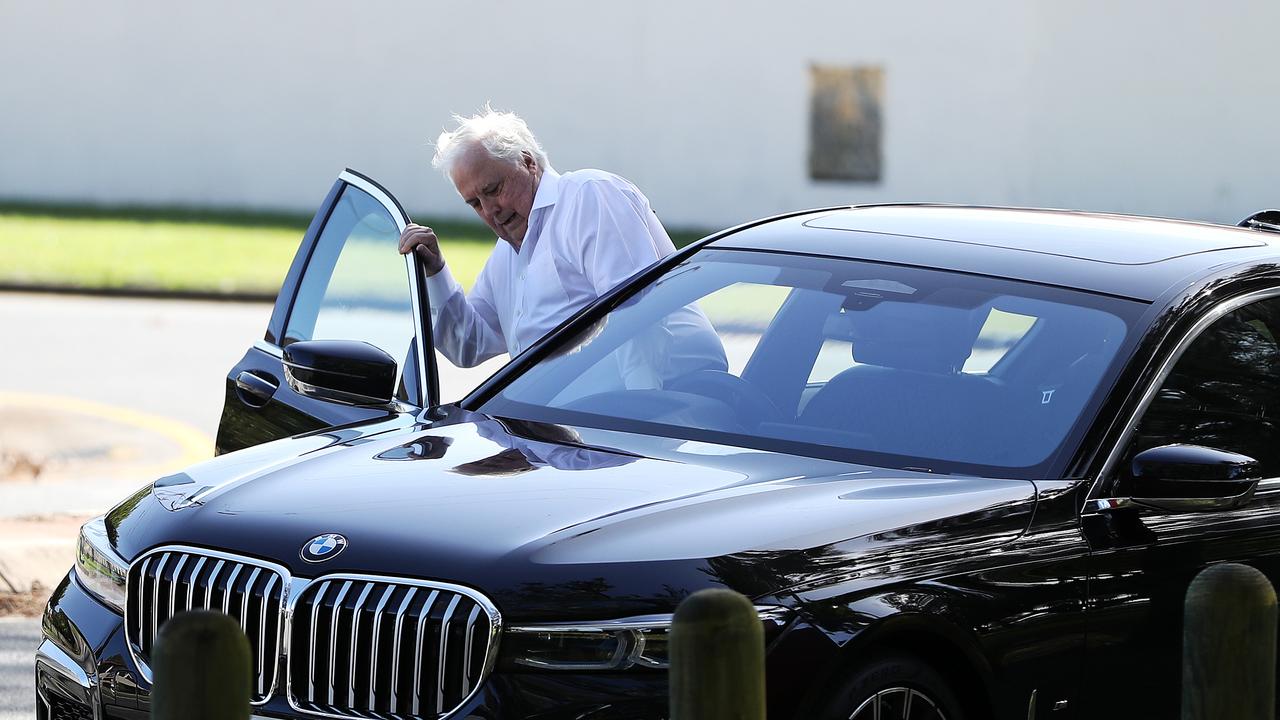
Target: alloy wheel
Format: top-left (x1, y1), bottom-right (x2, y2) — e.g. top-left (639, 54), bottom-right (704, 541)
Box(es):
top-left (849, 686), bottom-right (947, 720)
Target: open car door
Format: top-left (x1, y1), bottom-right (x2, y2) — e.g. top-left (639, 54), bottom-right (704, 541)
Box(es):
top-left (214, 170), bottom-right (437, 454)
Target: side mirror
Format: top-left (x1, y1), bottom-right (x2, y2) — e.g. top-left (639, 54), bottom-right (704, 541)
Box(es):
top-left (1124, 444), bottom-right (1261, 512)
top-left (1132, 444), bottom-right (1260, 483)
top-left (282, 340), bottom-right (397, 407)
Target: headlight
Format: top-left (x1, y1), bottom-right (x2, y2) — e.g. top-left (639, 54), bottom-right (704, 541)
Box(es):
top-left (502, 605), bottom-right (792, 671)
top-left (75, 516), bottom-right (128, 613)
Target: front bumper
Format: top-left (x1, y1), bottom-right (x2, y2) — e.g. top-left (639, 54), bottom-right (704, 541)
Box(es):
top-left (35, 639), bottom-right (95, 720)
top-left (38, 571), bottom-right (670, 720)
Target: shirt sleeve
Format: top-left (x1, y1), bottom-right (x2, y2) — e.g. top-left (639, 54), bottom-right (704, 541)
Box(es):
top-left (424, 260), bottom-right (508, 368)
top-left (573, 180), bottom-right (671, 297)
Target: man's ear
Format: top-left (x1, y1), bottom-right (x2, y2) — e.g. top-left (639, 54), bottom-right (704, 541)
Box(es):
top-left (522, 151), bottom-right (537, 172)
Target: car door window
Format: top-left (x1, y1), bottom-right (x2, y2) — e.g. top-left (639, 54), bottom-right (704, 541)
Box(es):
top-left (283, 184), bottom-right (418, 400)
top-left (1126, 297), bottom-right (1280, 478)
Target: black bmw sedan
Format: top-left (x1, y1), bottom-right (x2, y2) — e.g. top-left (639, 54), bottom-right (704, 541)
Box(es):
top-left (37, 171), bottom-right (1280, 720)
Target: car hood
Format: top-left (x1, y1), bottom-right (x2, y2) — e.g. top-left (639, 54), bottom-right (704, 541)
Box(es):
top-left (107, 409), bottom-right (1038, 617)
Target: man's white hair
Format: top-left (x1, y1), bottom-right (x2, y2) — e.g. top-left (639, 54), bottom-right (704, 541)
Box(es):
top-left (432, 105), bottom-right (549, 180)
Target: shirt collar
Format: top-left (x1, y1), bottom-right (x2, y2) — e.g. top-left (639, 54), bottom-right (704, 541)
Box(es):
top-left (517, 166), bottom-right (559, 257)
top-left (531, 166), bottom-right (560, 212)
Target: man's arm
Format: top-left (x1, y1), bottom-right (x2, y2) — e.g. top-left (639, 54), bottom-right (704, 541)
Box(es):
top-left (572, 180), bottom-right (679, 389)
top-left (573, 181), bottom-right (672, 296)
top-left (400, 224), bottom-right (507, 368)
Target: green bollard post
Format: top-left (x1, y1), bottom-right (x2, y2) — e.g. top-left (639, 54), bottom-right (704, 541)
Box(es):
top-left (669, 588), bottom-right (766, 720)
top-left (1183, 562), bottom-right (1276, 720)
top-left (151, 610), bottom-right (252, 720)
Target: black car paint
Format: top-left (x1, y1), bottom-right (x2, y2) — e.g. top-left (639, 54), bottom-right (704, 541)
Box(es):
top-left (56, 406), bottom-right (1062, 719)
top-left (1070, 262), bottom-right (1280, 719)
top-left (724, 206), bottom-right (1274, 303)
top-left (44, 198), bottom-right (1280, 720)
top-left (138, 412), bottom-right (1038, 596)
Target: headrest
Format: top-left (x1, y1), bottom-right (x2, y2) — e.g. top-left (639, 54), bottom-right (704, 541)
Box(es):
top-left (847, 301), bottom-right (982, 373)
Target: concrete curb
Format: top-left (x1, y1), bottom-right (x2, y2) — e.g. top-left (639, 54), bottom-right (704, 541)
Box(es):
top-left (0, 537), bottom-right (74, 594)
top-left (0, 516), bottom-right (88, 602)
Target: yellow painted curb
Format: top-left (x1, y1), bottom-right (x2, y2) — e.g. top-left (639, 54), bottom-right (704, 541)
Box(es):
top-left (0, 391), bottom-right (213, 474)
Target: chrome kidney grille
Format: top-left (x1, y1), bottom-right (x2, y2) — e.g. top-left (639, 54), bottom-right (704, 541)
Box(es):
top-left (125, 548), bottom-right (286, 703)
top-left (125, 547), bottom-right (501, 719)
top-left (288, 576), bottom-right (499, 719)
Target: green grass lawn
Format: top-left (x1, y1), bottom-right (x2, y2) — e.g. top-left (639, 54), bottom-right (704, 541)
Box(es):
top-left (0, 205), bottom-right (497, 295)
top-left (0, 203), bottom-right (709, 296)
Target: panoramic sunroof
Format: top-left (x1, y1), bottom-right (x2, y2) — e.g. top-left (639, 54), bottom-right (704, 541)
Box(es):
top-left (803, 207), bottom-right (1266, 265)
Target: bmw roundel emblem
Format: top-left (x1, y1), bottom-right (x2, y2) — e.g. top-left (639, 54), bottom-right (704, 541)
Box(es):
top-left (301, 533), bottom-right (348, 563)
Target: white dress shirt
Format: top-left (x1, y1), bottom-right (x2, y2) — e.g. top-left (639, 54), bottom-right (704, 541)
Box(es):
top-left (426, 167), bottom-right (726, 386)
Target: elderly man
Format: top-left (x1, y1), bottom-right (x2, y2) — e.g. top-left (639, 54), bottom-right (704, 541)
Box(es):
top-left (399, 108), bottom-right (725, 387)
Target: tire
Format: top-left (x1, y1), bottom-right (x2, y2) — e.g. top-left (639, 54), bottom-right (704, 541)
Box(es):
top-left (824, 654), bottom-right (966, 720)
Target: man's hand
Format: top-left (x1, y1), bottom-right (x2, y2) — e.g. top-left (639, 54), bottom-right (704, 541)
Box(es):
top-left (398, 223), bottom-right (446, 275)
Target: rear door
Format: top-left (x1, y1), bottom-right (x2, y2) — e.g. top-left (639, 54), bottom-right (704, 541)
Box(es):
top-left (215, 170), bottom-right (436, 454)
top-left (1081, 289), bottom-right (1280, 718)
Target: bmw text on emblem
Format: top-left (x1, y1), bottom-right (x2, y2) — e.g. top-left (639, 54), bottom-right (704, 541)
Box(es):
top-left (301, 533), bottom-right (348, 563)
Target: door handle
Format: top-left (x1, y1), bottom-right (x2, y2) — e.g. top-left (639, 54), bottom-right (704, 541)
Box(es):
top-left (235, 371), bottom-right (278, 407)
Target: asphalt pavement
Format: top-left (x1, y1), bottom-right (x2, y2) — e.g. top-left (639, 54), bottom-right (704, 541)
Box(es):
top-left (0, 619), bottom-right (38, 720)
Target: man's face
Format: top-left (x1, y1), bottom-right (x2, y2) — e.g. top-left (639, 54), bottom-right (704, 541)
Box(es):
top-left (450, 144), bottom-right (541, 249)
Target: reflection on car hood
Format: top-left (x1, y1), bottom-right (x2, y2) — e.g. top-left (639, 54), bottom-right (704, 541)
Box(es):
top-left (109, 410), bottom-right (1037, 609)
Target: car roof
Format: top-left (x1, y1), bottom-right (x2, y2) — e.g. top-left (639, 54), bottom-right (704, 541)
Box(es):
top-left (711, 205), bottom-right (1280, 302)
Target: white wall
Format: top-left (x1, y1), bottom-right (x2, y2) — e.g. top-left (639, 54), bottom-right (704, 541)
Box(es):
top-left (1024, 0), bottom-right (1280, 222)
top-left (2, 1), bottom-right (1277, 230)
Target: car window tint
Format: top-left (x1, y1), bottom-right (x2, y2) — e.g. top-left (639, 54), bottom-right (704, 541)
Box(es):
top-left (808, 306), bottom-right (1039, 385)
top-left (484, 250), bottom-right (1140, 478)
top-left (697, 282), bottom-right (791, 375)
top-left (962, 308), bottom-right (1038, 374)
top-left (283, 185), bottom-right (415, 399)
top-left (1130, 298), bottom-right (1280, 477)
top-left (808, 338), bottom-right (853, 384)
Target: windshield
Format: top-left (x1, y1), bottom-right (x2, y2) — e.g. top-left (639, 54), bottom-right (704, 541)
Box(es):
top-left (479, 249), bottom-right (1142, 477)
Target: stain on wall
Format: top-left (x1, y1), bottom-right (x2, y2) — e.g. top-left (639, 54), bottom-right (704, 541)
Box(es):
top-left (809, 65), bottom-right (884, 183)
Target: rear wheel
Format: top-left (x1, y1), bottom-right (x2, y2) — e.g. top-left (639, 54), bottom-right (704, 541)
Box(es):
top-left (827, 654), bottom-right (965, 720)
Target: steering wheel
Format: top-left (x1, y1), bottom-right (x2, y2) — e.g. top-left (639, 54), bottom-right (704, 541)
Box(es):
top-left (666, 370), bottom-right (784, 428)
